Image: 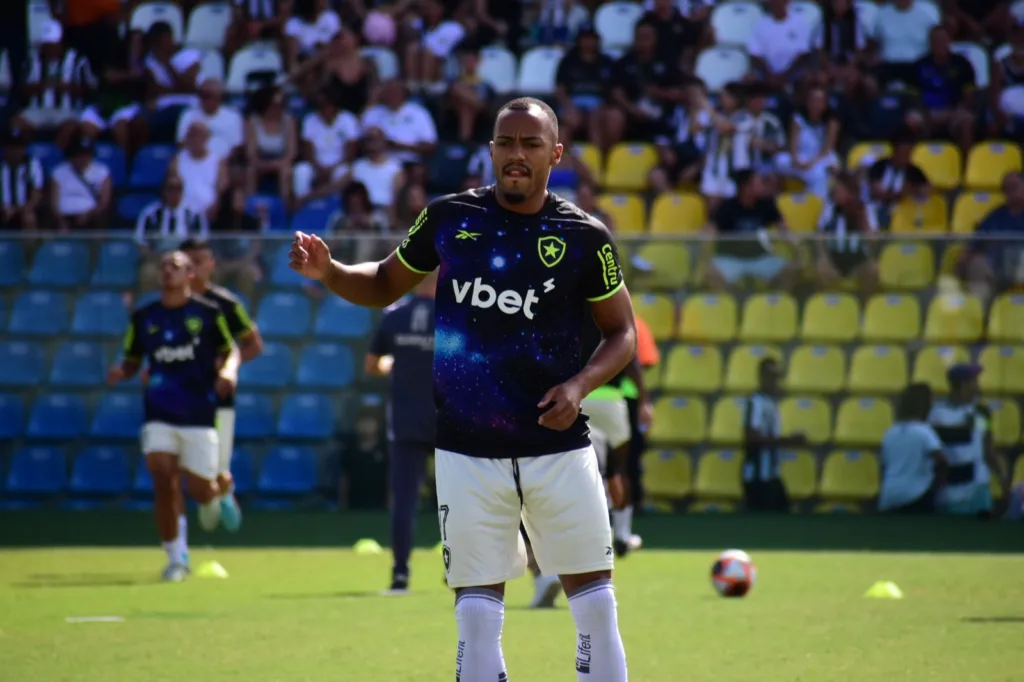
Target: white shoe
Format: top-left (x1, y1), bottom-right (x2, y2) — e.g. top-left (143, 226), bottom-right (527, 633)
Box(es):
top-left (529, 575), bottom-right (562, 609)
top-left (161, 563), bottom-right (189, 583)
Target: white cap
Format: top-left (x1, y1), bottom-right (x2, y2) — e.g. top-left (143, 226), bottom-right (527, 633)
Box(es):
top-left (41, 19), bottom-right (63, 45)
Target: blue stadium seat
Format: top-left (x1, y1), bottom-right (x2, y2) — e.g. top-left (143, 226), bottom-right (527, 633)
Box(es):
top-left (0, 394), bottom-right (25, 438)
top-left (269, 242), bottom-right (310, 288)
top-left (256, 291), bottom-right (311, 338)
top-left (295, 343), bottom-right (354, 389)
top-left (427, 143), bottom-right (470, 194)
top-left (95, 143), bottom-right (127, 186)
top-left (290, 197), bottom-right (340, 234)
top-left (258, 445), bottom-right (316, 495)
top-left (28, 240), bottom-right (90, 287)
top-left (277, 393), bottom-right (333, 439)
top-left (91, 393), bottom-right (143, 439)
top-left (27, 394), bottom-right (88, 439)
top-left (235, 392), bottom-right (274, 438)
top-left (0, 341), bottom-right (45, 386)
top-left (50, 341), bottom-right (105, 386)
top-left (69, 446), bottom-right (130, 495)
top-left (117, 194), bottom-right (159, 222)
top-left (238, 341), bottom-right (292, 387)
top-left (28, 142), bottom-right (62, 173)
top-left (0, 240), bottom-right (26, 286)
top-left (8, 290), bottom-right (68, 335)
top-left (314, 297), bottom-right (372, 338)
top-left (129, 144), bottom-right (176, 188)
top-left (72, 291), bottom-right (129, 336)
top-left (132, 461), bottom-right (154, 495)
top-left (247, 194), bottom-right (288, 230)
top-left (230, 447), bottom-right (255, 494)
top-left (92, 240), bottom-right (140, 287)
top-left (5, 446), bottom-right (66, 495)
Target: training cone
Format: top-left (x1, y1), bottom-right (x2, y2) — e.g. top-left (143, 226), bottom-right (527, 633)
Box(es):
top-left (864, 580), bottom-right (903, 599)
top-left (353, 538), bottom-right (383, 555)
top-left (434, 541), bottom-right (444, 555)
top-left (195, 561), bottom-right (229, 579)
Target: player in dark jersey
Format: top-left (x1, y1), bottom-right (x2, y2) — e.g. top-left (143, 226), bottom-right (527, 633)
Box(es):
top-left (290, 97), bottom-right (634, 682)
top-left (107, 251), bottom-right (240, 582)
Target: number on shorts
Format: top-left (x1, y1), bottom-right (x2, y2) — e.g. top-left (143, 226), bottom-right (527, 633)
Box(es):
top-left (439, 504), bottom-right (450, 541)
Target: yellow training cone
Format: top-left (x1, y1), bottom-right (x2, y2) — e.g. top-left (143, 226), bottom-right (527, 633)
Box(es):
top-left (195, 561), bottom-right (229, 579)
top-left (864, 580), bottom-right (903, 599)
top-left (434, 541), bottom-right (444, 555)
top-left (353, 538), bottom-right (383, 555)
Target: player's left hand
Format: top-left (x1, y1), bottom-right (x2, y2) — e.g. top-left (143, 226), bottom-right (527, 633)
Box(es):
top-left (537, 380), bottom-right (584, 431)
top-left (215, 375), bottom-right (236, 398)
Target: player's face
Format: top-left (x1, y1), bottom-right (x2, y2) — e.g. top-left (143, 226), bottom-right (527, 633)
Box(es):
top-left (186, 247), bottom-right (215, 283)
top-left (160, 253), bottom-right (192, 291)
top-left (490, 108), bottom-right (562, 204)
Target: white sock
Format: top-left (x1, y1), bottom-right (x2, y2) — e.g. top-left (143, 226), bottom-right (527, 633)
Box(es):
top-left (175, 515), bottom-right (189, 558)
top-left (611, 506), bottom-right (633, 543)
top-left (454, 588), bottom-right (508, 682)
top-left (567, 579), bottom-right (628, 682)
top-left (163, 539), bottom-right (182, 565)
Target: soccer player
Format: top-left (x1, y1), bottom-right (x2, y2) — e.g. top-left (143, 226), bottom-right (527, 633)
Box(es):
top-left (107, 251), bottom-right (240, 582)
top-left (290, 97), bottom-right (633, 681)
top-left (365, 270), bottom-right (439, 594)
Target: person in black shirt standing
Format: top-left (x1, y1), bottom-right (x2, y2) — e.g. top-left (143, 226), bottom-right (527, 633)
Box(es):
top-left (639, 0), bottom-right (700, 67)
top-left (554, 28), bottom-right (615, 147)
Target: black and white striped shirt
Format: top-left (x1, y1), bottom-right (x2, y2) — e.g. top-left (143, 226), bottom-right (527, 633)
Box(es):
top-left (752, 111), bottom-right (786, 168)
top-left (743, 392), bottom-right (782, 482)
top-left (0, 158), bottom-right (44, 209)
top-left (134, 200), bottom-right (208, 247)
top-left (26, 48), bottom-right (96, 112)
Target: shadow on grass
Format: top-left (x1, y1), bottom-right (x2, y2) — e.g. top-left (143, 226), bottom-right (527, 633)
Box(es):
top-left (12, 573), bottom-right (155, 588)
top-left (960, 616), bottom-right (1024, 624)
top-left (265, 589), bottom-right (409, 600)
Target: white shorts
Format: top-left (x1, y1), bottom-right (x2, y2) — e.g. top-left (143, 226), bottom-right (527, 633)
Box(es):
top-left (435, 447), bottom-right (614, 588)
top-left (582, 396), bottom-right (631, 451)
top-left (216, 407), bottom-right (235, 475)
top-left (141, 422), bottom-right (219, 481)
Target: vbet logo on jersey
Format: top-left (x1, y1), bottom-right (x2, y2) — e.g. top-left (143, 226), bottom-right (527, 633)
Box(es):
top-left (452, 278), bottom-right (549, 319)
top-left (153, 343), bottom-right (196, 363)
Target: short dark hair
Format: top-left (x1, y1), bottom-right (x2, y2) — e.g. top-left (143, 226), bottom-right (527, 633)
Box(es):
top-left (494, 97), bottom-right (559, 142)
top-left (147, 21), bottom-right (173, 41)
top-left (897, 382), bottom-right (933, 422)
top-left (179, 238), bottom-right (211, 252)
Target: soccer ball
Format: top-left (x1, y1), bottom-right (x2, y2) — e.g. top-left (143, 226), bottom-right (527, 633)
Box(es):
top-left (710, 549), bottom-right (756, 597)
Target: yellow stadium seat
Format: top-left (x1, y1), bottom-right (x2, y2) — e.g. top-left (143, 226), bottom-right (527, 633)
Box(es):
top-left (641, 449), bottom-right (692, 500)
top-left (862, 294), bottom-right (921, 343)
top-left (630, 241), bottom-right (692, 290)
top-left (800, 293), bottom-right (860, 343)
top-left (818, 450), bottom-right (880, 500)
top-left (847, 345), bottom-right (908, 393)
top-left (878, 242), bottom-right (935, 290)
top-left (889, 195), bottom-right (949, 233)
top-left (938, 243), bottom-right (966, 280)
top-left (1013, 451), bottom-right (1024, 484)
top-left (786, 344), bottom-right (846, 393)
top-left (648, 395), bottom-right (706, 445)
top-left (573, 143), bottom-right (603, 180)
top-left (633, 292), bottom-right (676, 341)
top-left (912, 345), bottom-right (969, 394)
top-left (923, 292), bottom-right (984, 343)
top-left (689, 501), bottom-right (738, 513)
top-left (834, 397), bottom-right (893, 447)
top-left (978, 345), bottom-right (1024, 393)
top-left (724, 344), bottom-right (782, 393)
top-left (779, 396), bottom-right (832, 444)
top-left (739, 292), bottom-right (798, 343)
top-left (663, 344), bottom-right (722, 393)
top-left (950, 191), bottom-right (1004, 234)
top-left (679, 292), bottom-right (737, 343)
top-left (987, 398), bottom-right (1022, 448)
top-left (777, 193), bottom-right (824, 233)
top-left (694, 449), bottom-right (743, 500)
top-left (964, 140), bottom-right (1022, 190)
top-left (643, 363), bottom-right (662, 392)
top-left (988, 293), bottom-right (1024, 343)
top-left (779, 449), bottom-right (817, 500)
top-left (603, 143), bottom-right (657, 192)
top-left (911, 141), bottom-right (963, 190)
top-left (846, 141), bottom-right (891, 170)
top-left (649, 192), bottom-right (707, 234)
top-left (596, 192), bottom-right (646, 233)
top-left (709, 395), bottom-right (748, 445)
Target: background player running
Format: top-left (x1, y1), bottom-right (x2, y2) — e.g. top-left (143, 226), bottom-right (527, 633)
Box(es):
top-left (107, 251), bottom-right (240, 582)
top-left (289, 97), bottom-right (633, 682)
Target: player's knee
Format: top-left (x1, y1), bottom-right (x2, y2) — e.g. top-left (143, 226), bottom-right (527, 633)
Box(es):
top-left (216, 472), bottom-right (234, 491)
top-left (185, 473), bottom-right (219, 504)
top-left (453, 583), bottom-right (505, 602)
top-left (560, 570), bottom-right (613, 594)
top-left (146, 452), bottom-right (177, 483)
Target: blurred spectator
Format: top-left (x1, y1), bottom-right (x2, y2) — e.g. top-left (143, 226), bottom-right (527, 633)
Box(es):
top-left (554, 27), bottom-right (615, 149)
top-left (990, 25), bottom-right (1024, 137)
top-left (143, 22), bottom-right (201, 104)
top-left (465, 143), bottom-right (495, 187)
top-left (640, 0), bottom-right (700, 66)
top-left (867, 0), bottom-right (940, 91)
top-left (814, 171), bottom-right (880, 298)
top-left (347, 126), bottom-right (406, 214)
top-left (937, 0), bottom-right (988, 43)
top-left (210, 188), bottom-right (268, 298)
top-left (49, 136), bottom-right (111, 231)
top-left (60, 0), bottom-right (121, 82)
top-left (227, 0), bottom-right (294, 55)
top-left (326, 181), bottom-right (391, 263)
top-left (285, 0), bottom-right (342, 70)
top-left (169, 121), bottom-right (230, 222)
top-left (747, 0), bottom-right (821, 90)
top-left (404, 0), bottom-right (467, 87)
top-left (244, 86), bottom-right (298, 198)
top-left (818, 0), bottom-right (869, 94)
top-left (361, 79), bottom-right (438, 163)
top-left (136, 174), bottom-right (209, 289)
top-left (961, 172), bottom-right (1024, 302)
top-left (293, 88), bottom-right (361, 201)
top-left (533, 0), bottom-right (591, 47)
top-left (775, 85), bottom-right (841, 198)
top-left (444, 43), bottom-right (495, 142)
top-left (699, 83), bottom-right (752, 208)
top-left (576, 182), bottom-right (614, 231)
top-left (320, 28), bottom-right (377, 114)
top-left (703, 169), bottom-right (796, 291)
top-left (0, 130), bottom-right (44, 231)
top-left (176, 79), bottom-right (245, 161)
top-left (904, 26), bottom-right (976, 153)
top-left (863, 127), bottom-right (930, 227)
top-left (473, 0), bottom-right (523, 52)
top-left (394, 180), bottom-right (428, 228)
top-left (651, 80), bottom-right (709, 194)
top-left (747, 83), bottom-right (786, 184)
top-left (878, 382), bottom-right (945, 514)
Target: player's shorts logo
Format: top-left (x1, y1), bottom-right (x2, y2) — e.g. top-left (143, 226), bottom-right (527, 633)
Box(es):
top-left (538, 235), bottom-right (566, 268)
top-left (442, 545), bottom-right (452, 573)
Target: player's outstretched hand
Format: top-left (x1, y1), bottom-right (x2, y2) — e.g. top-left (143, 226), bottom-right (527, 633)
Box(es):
top-left (215, 375), bottom-right (236, 398)
top-left (106, 365), bottom-right (126, 386)
top-left (289, 231), bottom-right (332, 280)
top-left (537, 380), bottom-right (584, 431)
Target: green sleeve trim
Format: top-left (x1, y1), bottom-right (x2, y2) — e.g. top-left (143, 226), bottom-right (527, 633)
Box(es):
top-left (233, 302), bottom-right (254, 334)
top-left (586, 280), bottom-right (625, 303)
top-left (121, 323), bottom-right (136, 354)
top-left (395, 248), bottom-right (432, 275)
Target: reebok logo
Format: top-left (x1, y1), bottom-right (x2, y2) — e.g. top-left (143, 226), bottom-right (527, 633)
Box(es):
top-left (452, 278), bottom-right (541, 319)
top-left (153, 343), bottom-right (196, 363)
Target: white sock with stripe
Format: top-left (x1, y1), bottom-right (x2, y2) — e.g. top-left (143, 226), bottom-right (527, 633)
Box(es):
top-left (567, 579), bottom-right (627, 682)
top-left (454, 588), bottom-right (508, 681)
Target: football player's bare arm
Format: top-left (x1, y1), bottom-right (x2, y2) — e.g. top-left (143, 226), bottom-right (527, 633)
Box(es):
top-left (576, 288), bottom-right (637, 396)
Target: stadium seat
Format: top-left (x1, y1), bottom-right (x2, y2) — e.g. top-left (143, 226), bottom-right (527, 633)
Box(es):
top-left (862, 294), bottom-right (921, 343)
top-left (889, 195), bottom-right (949, 233)
top-left (912, 345), bottom-right (969, 394)
top-left (28, 240), bottom-right (89, 287)
top-left (679, 293), bottom-right (737, 343)
top-left (596, 193), bottom-right (646, 233)
top-left (800, 293), bottom-right (859, 342)
top-left (246, 194), bottom-right (288, 230)
top-left (50, 341), bottom-right (105, 387)
top-left (515, 46), bottom-right (563, 94)
top-left (950, 191), bottom-right (1004, 234)
top-left (777, 193), bottom-right (823, 233)
top-left (314, 297), bottom-right (373, 338)
top-left (603, 144), bottom-right (658, 192)
top-left (132, 462), bottom-right (153, 496)
top-left (234, 393), bottom-right (275, 439)
top-left (92, 240), bottom-right (140, 287)
top-left (239, 341), bottom-right (292, 388)
top-left (184, 2), bottom-right (232, 49)
top-left (572, 143), bottom-right (603, 180)
top-left (779, 396), bottom-right (832, 444)
top-left (779, 449), bottom-right (817, 501)
top-left (28, 141), bottom-right (62, 172)
top-left (90, 393), bottom-right (144, 439)
top-left (28, 0), bottom-right (54, 45)
top-left (710, 1), bottom-right (763, 45)
top-left (964, 140), bottom-right (1022, 190)
top-left (923, 292), bottom-right (984, 343)
top-left (649, 192), bottom-right (707, 234)
top-left (878, 242), bottom-right (934, 289)
top-left (94, 143), bottom-right (127, 186)
top-left (834, 397), bottom-right (893, 447)
top-left (359, 46), bottom-right (399, 80)
top-left (226, 42), bottom-right (284, 93)
top-left (641, 450), bottom-right (692, 500)
top-left (5, 446), bottom-right (65, 495)
top-left (0, 341), bottom-right (45, 387)
top-left (130, 2), bottom-right (184, 42)
top-left (256, 292), bottom-right (311, 338)
top-left (662, 345), bottom-right (722, 393)
top-left (478, 46), bottom-right (517, 93)
top-left (296, 343), bottom-right (355, 389)
top-left (230, 447), bottom-right (256, 495)
top-left (648, 395), bottom-right (706, 445)
top-left (643, 364), bottom-right (662, 392)
top-left (709, 395), bottom-right (747, 446)
top-left (724, 345), bottom-right (781, 393)
top-left (694, 450), bottom-right (743, 500)
top-left (847, 345), bottom-right (908, 393)
top-left (117, 193), bottom-right (159, 222)
top-left (71, 291), bottom-right (129, 337)
top-left (425, 143), bottom-right (470, 194)
top-left (630, 242), bottom-right (691, 289)
top-left (69, 446), bottom-right (130, 495)
top-left (290, 197), bottom-right (340, 234)
top-left (911, 142), bottom-right (962, 191)
top-left (846, 141), bottom-right (891, 170)
top-left (978, 345), bottom-right (1024, 394)
top-left (632, 293), bottom-right (676, 341)
top-left (277, 393), bottom-right (333, 440)
top-left (129, 144), bottom-right (176, 188)
top-left (818, 450), bottom-right (879, 501)
top-left (952, 41), bottom-right (989, 87)
top-left (0, 239), bottom-right (25, 286)
top-left (785, 344), bottom-right (845, 394)
top-left (0, 394), bottom-right (25, 438)
top-left (987, 399), bottom-right (1022, 448)
top-left (694, 46), bottom-right (750, 91)
top-left (738, 292), bottom-right (798, 343)
top-left (9, 290), bottom-right (67, 335)
top-left (594, 1), bottom-right (645, 50)
top-left (258, 446), bottom-right (317, 495)
top-left (988, 293), bottom-right (1024, 343)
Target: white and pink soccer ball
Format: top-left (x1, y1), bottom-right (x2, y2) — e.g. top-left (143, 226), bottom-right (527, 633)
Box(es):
top-left (710, 549), bottom-right (757, 598)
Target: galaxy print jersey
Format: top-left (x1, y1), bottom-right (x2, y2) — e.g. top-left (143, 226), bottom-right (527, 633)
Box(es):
top-left (395, 186), bottom-right (626, 459)
top-left (122, 296), bottom-right (234, 428)
top-left (197, 284), bottom-right (255, 409)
